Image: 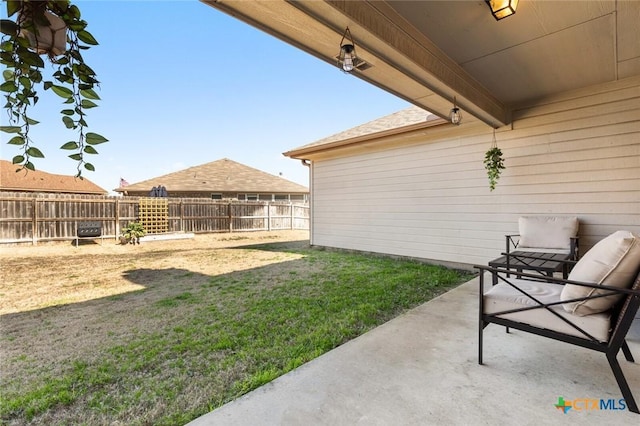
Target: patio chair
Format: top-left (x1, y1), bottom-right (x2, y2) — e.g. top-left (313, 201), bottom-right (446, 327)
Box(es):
top-left (477, 230), bottom-right (640, 413)
top-left (491, 216), bottom-right (580, 283)
top-left (506, 216), bottom-right (580, 260)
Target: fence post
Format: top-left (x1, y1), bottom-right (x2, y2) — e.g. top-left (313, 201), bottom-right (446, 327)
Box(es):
top-left (31, 197), bottom-right (38, 245)
top-left (179, 200), bottom-right (184, 232)
top-left (290, 202), bottom-right (294, 229)
top-left (228, 202), bottom-right (233, 233)
top-left (115, 198), bottom-right (120, 241)
top-left (267, 202), bottom-right (271, 231)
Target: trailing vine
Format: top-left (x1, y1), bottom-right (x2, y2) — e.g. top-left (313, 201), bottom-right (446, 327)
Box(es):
top-left (0, 0), bottom-right (107, 176)
top-left (484, 128), bottom-right (505, 191)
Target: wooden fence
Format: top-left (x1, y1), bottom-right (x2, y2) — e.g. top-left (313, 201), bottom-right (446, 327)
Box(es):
top-left (0, 192), bottom-right (309, 245)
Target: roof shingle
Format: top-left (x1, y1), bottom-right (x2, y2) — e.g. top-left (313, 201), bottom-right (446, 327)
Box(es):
top-left (290, 106), bottom-right (438, 151)
top-left (116, 158), bottom-right (308, 194)
top-left (0, 160), bottom-right (107, 194)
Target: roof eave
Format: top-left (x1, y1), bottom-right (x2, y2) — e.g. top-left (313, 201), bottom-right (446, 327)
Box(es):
top-left (116, 188), bottom-right (308, 193)
top-left (202, 0), bottom-right (509, 128)
top-left (1, 187), bottom-right (106, 195)
top-left (284, 116), bottom-right (448, 159)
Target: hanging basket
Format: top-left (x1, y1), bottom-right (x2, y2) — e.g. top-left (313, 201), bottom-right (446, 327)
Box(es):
top-left (19, 10), bottom-right (67, 56)
top-left (484, 130), bottom-right (505, 191)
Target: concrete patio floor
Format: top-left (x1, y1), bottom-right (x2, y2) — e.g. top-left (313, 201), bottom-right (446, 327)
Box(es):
top-left (188, 276), bottom-right (640, 426)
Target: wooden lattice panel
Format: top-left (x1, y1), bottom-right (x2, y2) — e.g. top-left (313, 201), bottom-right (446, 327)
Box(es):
top-left (139, 198), bottom-right (169, 235)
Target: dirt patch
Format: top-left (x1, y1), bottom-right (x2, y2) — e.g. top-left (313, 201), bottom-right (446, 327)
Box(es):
top-left (0, 231), bottom-right (310, 377)
top-left (0, 230), bottom-right (309, 315)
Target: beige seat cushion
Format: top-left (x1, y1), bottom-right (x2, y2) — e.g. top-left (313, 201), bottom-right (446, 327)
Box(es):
top-left (484, 279), bottom-right (611, 342)
top-left (561, 230), bottom-right (640, 316)
top-left (518, 216), bottom-right (578, 250)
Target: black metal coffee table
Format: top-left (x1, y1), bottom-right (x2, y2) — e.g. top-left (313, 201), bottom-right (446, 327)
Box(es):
top-left (488, 251), bottom-right (572, 284)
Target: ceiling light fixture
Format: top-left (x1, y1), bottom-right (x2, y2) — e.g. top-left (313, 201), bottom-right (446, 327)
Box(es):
top-left (337, 27), bottom-right (358, 73)
top-left (449, 96), bottom-right (462, 125)
top-left (486, 0), bottom-right (519, 21)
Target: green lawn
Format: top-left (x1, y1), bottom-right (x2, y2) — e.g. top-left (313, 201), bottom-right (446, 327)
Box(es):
top-left (1, 238), bottom-right (474, 425)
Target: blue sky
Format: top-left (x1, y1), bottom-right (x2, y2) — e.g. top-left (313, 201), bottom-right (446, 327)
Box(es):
top-left (1, 1), bottom-right (410, 193)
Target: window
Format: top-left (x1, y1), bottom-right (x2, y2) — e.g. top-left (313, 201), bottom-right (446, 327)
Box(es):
top-left (211, 193), bottom-right (222, 200)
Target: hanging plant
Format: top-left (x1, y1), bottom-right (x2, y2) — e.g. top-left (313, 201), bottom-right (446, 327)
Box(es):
top-left (0, 0), bottom-right (107, 176)
top-left (483, 129), bottom-right (505, 191)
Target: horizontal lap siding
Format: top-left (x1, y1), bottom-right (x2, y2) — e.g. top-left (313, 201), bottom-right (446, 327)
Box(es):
top-left (311, 77), bottom-right (640, 266)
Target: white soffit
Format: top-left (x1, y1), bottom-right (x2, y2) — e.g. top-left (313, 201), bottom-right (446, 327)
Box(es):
top-left (387, 0), bottom-right (631, 106)
top-left (463, 14), bottom-right (616, 104)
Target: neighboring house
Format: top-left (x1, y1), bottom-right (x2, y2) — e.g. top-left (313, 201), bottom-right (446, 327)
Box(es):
top-left (0, 160), bottom-right (107, 195)
top-left (207, 1), bottom-right (640, 269)
top-left (114, 158), bottom-right (309, 202)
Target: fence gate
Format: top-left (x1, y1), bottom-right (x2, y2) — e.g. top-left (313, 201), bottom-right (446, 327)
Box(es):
top-left (139, 197), bottom-right (168, 234)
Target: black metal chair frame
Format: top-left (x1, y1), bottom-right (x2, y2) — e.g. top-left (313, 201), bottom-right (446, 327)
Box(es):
top-left (476, 265), bottom-right (640, 414)
top-left (506, 234), bottom-right (580, 261)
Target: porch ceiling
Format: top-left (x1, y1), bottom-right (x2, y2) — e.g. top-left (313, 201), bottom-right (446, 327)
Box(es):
top-left (202, 1), bottom-right (640, 128)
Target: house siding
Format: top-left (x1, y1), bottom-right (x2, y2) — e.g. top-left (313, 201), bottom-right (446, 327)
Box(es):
top-left (310, 77), bottom-right (640, 267)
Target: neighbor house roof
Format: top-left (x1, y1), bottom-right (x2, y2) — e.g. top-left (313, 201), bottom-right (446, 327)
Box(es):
top-left (115, 158), bottom-right (308, 194)
top-left (284, 106), bottom-right (445, 159)
top-left (0, 160), bottom-right (107, 194)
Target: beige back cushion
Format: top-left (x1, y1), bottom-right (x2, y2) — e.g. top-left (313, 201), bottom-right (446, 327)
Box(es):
top-left (561, 230), bottom-right (640, 316)
top-left (518, 216), bottom-right (578, 250)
